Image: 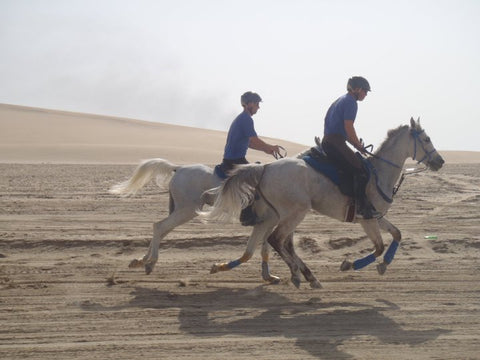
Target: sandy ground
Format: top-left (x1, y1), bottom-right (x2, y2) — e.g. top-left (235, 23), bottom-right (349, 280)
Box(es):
top-left (1, 162), bottom-right (479, 359)
top-left (1, 103), bottom-right (480, 358)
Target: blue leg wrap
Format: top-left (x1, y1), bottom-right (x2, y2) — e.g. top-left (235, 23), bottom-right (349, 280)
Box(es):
top-left (383, 241), bottom-right (399, 264)
top-left (353, 253), bottom-right (376, 270)
top-left (227, 259), bottom-right (241, 269)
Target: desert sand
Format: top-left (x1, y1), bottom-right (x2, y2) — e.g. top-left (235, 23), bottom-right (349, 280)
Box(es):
top-left (1, 104), bottom-right (479, 359)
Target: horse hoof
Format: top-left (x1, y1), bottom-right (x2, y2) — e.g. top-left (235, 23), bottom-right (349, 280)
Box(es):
top-left (145, 263), bottom-right (154, 275)
top-left (310, 280), bottom-right (322, 289)
top-left (377, 262), bottom-right (387, 275)
top-left (291, 277), bottom-right (301, 289)
top-left (265, 275), bottom-right (281, 284)
top-left (210, 264), bottom-right (220, 274)
top-left (340, 260), bottom-right (353, 271)
top-left (129, 259), bottom-right (143, 268)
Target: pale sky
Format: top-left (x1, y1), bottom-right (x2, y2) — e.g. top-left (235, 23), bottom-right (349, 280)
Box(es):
top-left (1, 0), bottom-right (479, 151)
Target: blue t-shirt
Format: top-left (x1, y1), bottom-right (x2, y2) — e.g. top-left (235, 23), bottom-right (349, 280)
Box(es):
top-left (223, 111), bottom-right (258, 159)
top-left (323, 93), bottom-right (358, 139)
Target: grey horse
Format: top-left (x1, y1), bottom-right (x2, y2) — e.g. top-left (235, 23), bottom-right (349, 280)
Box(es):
top-left (203, 118), bottom-right (444, 288)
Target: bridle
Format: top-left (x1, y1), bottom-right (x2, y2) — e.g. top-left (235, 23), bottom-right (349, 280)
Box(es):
top-left (363, 128), bottom-right (435, 200)
top-left (411, 128), bottom-right (437, 164)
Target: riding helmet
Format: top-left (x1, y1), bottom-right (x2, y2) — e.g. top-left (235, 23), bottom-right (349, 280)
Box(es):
top-left (347, 77), bottom-right (371, 92)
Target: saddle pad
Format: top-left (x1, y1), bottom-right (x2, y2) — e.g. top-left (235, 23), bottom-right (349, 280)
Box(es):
top-left (214, 164), bottom-right (228, 179)
top-left (303, 155), bottom-right (340, 185)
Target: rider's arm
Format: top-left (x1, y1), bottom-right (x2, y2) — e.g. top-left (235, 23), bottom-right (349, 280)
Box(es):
top-left (344, 120), bottom-right (365, 153)
top-left (249, 136), bottom-right (280, 155)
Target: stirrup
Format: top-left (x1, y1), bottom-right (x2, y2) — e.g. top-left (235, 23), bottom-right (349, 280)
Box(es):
top-left (355, 202), bottom-right (381, 220)
top-left (355, 209), bottom-right (382, 220)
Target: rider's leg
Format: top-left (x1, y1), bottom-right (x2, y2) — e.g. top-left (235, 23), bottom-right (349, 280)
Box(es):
top-left (322, 135), bottom-right (379, 219)
top-left (353, 168), bottom-right (373, 219)
top-left (220, 157), bottom-right (259, 226)
top-left (353, 166), bottom-right (379, 219)
top-left (240, 204), bottom-right (257, 226)
top-left (240, 192), bottom-right (261, 226)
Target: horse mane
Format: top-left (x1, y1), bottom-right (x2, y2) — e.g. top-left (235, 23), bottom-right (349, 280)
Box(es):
top-left (374, 124), bottom-right (410, 155)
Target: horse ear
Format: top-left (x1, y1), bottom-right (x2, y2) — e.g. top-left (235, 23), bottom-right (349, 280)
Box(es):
top-left (410, 117), bottom-right (415, 128)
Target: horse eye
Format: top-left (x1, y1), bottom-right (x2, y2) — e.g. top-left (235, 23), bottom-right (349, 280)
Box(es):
top-left (425, 137), bottom-right (431, 143)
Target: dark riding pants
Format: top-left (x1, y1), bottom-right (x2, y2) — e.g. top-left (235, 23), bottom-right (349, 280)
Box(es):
top-left (322, 134), bottom-right (374, 217)
top-left (220, 157), bottom-right (248, 174)
top-left (321, 134), bottom-right (363, 175)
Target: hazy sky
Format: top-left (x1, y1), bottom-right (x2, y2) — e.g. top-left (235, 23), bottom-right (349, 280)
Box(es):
top-left (1, 0), bottom-right (479, 151)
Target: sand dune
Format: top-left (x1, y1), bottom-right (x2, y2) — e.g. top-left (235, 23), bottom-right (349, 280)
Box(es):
top-left (0, 103), bottom-right (305, 164)
top-left (1, 103), bottom-right (479, 164)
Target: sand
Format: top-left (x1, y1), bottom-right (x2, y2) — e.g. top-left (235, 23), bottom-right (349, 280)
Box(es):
top-left (0, 104), bottom-right (306, 165)
top-left (1, 104), bottom-right (479, 359)
top-left (1, 103), bottom-right (479, 164)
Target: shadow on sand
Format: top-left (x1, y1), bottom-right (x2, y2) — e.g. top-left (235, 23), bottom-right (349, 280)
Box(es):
top-left (82, 286), bottom-right (449, 359)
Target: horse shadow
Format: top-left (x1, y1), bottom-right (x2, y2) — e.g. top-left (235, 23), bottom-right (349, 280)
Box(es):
top-left (82, 286), bottom-right (449, 359)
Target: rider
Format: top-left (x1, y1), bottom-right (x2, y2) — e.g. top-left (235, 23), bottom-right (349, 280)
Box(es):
top-left (222, 91), bottom-right (282, 169)
top-left (321, 76), bottom-right (379, 219)
top-left (220, 91), bottom-right (282, 225)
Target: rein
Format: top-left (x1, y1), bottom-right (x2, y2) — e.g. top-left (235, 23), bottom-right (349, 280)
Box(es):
top-left (364, 144), bottom-right (402, 169)
top-left (392, 166), bottom-right (427, 196)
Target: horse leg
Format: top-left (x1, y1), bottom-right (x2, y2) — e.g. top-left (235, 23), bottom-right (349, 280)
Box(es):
top-left (267, 227), bottom-right (302, 287)
top-left (341, 218), bottom-right (385, 271)
top-left (376, 217), bottom-right (402, 275)
top-left (284, 233), bottom-right (322, 289)
top-left (129, 206), bottom-right (196, 274)
top-left (210, 216), bottom-right (278, 283)
top-left (267, 210), bottom-right (308, 288)
top-left (260, 240), bottom-right (280, 284)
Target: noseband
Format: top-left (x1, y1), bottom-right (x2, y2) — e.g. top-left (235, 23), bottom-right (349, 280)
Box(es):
top-left (411, 129), bottom-right (436, 164)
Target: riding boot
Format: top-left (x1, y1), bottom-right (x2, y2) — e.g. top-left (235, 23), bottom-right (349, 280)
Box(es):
top-left (353, 173), bottom-right (379, 219)
top-left (240, 204), bottom-right (258, 226)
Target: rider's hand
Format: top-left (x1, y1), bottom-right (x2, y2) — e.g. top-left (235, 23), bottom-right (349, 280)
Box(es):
top-left (269, 145), bottom-right (286, 159)
top-left (264, 145), bottom-right (275, 154)
top-left (357, 139), bottom-right (366, 154)
top-left (269, 145), bottom-right (281, 156)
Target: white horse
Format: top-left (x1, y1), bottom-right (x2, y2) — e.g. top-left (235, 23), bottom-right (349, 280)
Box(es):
top-left (204, 118), bottom-right (445, 288)
top-left (109, 157), bottom-right (282, 282)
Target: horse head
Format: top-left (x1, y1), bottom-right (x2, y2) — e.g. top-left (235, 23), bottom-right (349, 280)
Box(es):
top-left (409, 117), bottom-right (444, 171)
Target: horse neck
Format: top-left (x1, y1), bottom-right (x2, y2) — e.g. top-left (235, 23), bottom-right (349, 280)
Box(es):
top-left (370, 131), bottom-right (410, 192)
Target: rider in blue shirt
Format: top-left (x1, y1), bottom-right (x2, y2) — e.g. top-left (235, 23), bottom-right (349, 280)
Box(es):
top-left (220, 91), bottom-right (282, 225)
top-left (321, 76), bottom-right (379, 219)
top-left (221, 91), bottom-right (281, 171)
top-left (223, 110), bottom-right (258, 160)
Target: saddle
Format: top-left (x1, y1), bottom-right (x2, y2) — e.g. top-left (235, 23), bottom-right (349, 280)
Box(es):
top-left (303, 146), bottom-right (359, 197)
top-left (303, 146), bottom-right (373, 222)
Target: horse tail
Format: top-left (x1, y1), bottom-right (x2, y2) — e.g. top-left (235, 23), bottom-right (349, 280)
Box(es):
top-left (109, 158), bottom-right (180, 197)
top-left (205, 163), bottom-right (265, 222)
